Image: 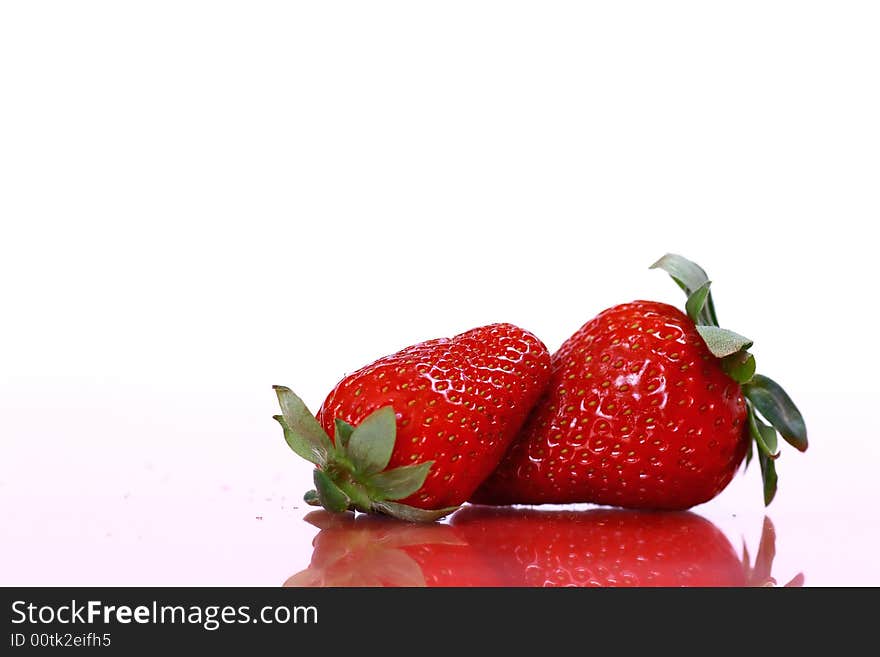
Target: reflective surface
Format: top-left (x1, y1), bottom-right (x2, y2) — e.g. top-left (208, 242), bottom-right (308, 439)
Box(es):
top-left (286, 509), bottom-right (800, 587)
top-left (1, 381), bottom-right (877, 586)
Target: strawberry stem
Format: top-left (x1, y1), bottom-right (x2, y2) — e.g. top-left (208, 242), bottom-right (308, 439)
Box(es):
top-left (652, 253), bottom-right (808, 506)
top-left (273, 385), bottom-right (459, 522)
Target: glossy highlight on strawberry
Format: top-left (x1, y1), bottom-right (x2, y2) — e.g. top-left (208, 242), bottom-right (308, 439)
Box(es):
top-left (273, 323), bottom-right (551, 522)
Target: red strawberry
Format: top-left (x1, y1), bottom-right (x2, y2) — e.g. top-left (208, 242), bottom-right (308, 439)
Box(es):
top-left (453, 506), bottom-right (801, 587)
top-left (273, 323), bottom-right (550, 522)
top-left (284, 510), bottom-right (502, 587)
top-left (473, 254), bottom-right (807, 510)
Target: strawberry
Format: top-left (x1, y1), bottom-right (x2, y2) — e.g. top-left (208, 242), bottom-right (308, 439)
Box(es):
top-left (284, 510), bottom-right (502, 587)
top-left (273, 323), bottom-right (551, 522)
top-left (453, 506), bottom-right (801, 587)
top-left (472, 254), bottom-right (807, 510)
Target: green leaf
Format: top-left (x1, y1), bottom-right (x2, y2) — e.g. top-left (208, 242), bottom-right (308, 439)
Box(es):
top-left (334, 418), bottom-right (355, 451)
top-left (722, 351), bottom-right (756, 384)
top-left (273, 386), bottom-right (334, 466)
top-left (745, 439), bottom-right (754, 469)
top-left (370, 501), bottom-right (460, 523)
top-left (313, 469), bottom-right (351, 513)
top-left (747, 404), bottom-right (779, 459)
top-left (685, 281), bottom-right (712, 325)
top-left (742, 374), bottom-right (808, 452)
top-left (760, 421), bottom-right (778, 455)
top-left (273, 415), bottom-right (329, 467)
top-left (303, 489), bottom-right (321, 506)
top-left (757, 416), bottom-right (778, 456)
top-left (347, 406), bottom-right (397, 475)
top-left (651, 253), bottom-right (710, 294)
top-left (650, 253), bottom-right (719, 325)
top-left (366, 461), bottom-right (433, 501)
top-left (336, 479), bottom-right (373, 511)
top-left (758, 450), bottom-right (778, 506)
top-left (695, 326), bottom-right (753, 358)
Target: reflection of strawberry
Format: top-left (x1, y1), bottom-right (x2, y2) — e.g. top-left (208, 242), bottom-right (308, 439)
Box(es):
top-left (741, 516), bottom-right (804, 587)
top-left (274, 323), bottom-right (550, 521)
top-left (473, 254), bottom-right (807, 510)
top-left (453, 506), bottom-right (801, 587)
top-left (284, 511), bottom-right (501, 587)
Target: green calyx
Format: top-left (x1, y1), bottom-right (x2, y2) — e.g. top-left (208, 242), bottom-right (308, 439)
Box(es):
top-left (272, 386), bottom-right (458, 522)
top-left (651, 254), bottom-right (808, 506)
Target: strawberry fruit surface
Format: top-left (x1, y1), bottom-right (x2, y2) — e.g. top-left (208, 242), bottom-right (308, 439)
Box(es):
top-left (473, 254), bottom-right (807, 510)
top-left (274, 323), bottom-right (550, 521)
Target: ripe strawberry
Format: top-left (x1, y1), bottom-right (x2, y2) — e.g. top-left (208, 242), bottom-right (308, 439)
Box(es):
top-left (453, 506), bottom-right (801, 587)
top-left (284, 510), bottom-right (502, 587)
top-left (273, 323), bottom-right (551, 522)
top-left (472, 254), bottom-right (807, 510)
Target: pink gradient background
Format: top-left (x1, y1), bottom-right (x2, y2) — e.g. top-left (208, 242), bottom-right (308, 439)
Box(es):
top-left (2, 2), bottom-right (879, 586)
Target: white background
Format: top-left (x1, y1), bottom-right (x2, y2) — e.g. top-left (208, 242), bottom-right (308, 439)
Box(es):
top-left (2, 2), bottom-right (879, 585)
